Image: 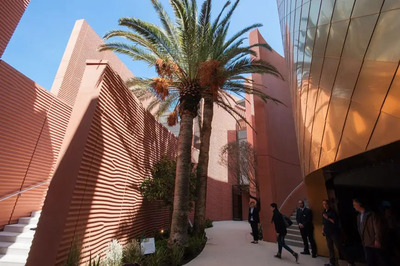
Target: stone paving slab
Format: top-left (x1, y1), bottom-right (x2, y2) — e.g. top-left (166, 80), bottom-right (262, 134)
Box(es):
top-left (186, 221), bottom-right (364, 266)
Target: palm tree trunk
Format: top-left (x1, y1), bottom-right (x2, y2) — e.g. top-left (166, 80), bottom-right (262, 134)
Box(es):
top-left (169, 109), bottom-right (195, 246)
top-left (194, 95), bottom-right (214, 235)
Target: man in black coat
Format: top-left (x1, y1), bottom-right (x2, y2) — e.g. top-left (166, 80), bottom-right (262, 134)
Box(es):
top-left (271, 203), bottom-right (299, 262)
top-left (296, 200), bottom-right (317, 257)
top-left (248, 195), bottom-right (260, 243)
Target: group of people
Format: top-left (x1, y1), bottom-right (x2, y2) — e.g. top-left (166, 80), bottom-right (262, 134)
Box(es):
top-left (248, 196), bottom-right (394, 265)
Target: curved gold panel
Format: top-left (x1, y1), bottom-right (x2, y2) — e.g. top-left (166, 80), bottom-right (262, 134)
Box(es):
top-left (278, 0), bottom-right (400, 177)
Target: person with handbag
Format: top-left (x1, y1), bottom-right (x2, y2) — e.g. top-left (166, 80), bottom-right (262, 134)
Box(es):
top-left (270, 202), bottom-right (299, 262)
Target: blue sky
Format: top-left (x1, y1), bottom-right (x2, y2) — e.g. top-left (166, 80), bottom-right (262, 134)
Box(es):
top-left (3, 0), bottom-right (283, 90)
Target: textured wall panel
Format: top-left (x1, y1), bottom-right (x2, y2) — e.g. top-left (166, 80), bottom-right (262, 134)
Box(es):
top-left (0, 61), bottom-right (72, 229)
top-left (51, 20), bottom-right (134, 106)
top-left (28, 62), bottom-right (178, 265)
top-left (0, 0), bottom-right (30, 58)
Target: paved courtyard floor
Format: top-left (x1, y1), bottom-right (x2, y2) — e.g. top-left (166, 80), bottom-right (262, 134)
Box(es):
top-left (186, 221), bottom-right (364, 266)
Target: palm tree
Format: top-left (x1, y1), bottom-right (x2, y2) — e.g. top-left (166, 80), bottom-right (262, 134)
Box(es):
top-left (190, 0), bottom-right (284, 236)
top-left (100, 0), bottom-right (208, 246)
top-left (101, 0), bottom-right (283, 244)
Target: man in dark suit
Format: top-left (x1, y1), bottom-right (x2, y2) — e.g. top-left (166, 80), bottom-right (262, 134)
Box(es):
top-left (296, 200), bottom-right (317, 257)
top-left (248, 195), bottom-right (260, 244)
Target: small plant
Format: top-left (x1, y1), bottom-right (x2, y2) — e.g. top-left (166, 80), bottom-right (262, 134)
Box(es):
top-left (169, 245), bottom-right (184, 266)
top-left (185, 234), bottom-right (207, 259)
top-left (205, 218), bottom-right (213, 228)
top-left (104, 239), bottom-right (123, 266)
top-left (87, 252), bottom-right (101, 266)
top-left (122, 240), bottom-right (143, 265)
top-left (65, 241), bottom-right (81, 266)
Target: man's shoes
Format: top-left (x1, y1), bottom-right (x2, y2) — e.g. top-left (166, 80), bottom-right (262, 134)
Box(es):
top-left (251, 241), bottom-right (258, 244)
top-left (293, 252), bottom-right (299, 263)
top-left (300, 251), bottom-right (310, 255)
top-left (324, 264), bottom-right (333, 266)
top-left (312, 254), bottom-right (317, 258)
top-left (274, 254), bottom-right (281, 259)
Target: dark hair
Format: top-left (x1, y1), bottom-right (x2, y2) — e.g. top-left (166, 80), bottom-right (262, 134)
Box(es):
top-left (322, 199), bottom-right (329, 204)
top-left (353, 198), bottom-right (364, 208)
top-left (270, 203), bottom-right (278, 209)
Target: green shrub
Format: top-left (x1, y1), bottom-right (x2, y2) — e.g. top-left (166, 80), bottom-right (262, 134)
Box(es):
top-left (104, 239), bottom-right (123, 266)
top-left (122, 240), bottom-right (143, 265)
top-left (205, 218), bottom-right (213, 228)
top-left (169, 245), bottom-right (184, 266)
top-left (65, 241), bottom-right (81, 266)
top-left (140, 156), bottom-right (196, 212)
top-left (185, 234), bottom-right (207, 259)
top-left (87, 253), bottom-right (101, 266)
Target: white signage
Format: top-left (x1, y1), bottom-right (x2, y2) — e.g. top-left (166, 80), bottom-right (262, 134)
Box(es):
top-left (140, 237), bottom-right (156, 255)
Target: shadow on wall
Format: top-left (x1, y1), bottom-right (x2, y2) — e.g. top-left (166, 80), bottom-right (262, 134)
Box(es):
top-left (27, 62), bottom-right (177, 266)
top-left (0, 60), bottom-right (62, 230)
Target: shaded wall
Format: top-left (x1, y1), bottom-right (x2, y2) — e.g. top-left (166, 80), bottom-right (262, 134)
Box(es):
top-left (28, 61), bottom-right (178, 266)
top-left (0, 61), bottom-right (71, 230)
top-left (0, 0), bottom-right (30, 58)
top-left (247, 30), bottom-right (305, 242)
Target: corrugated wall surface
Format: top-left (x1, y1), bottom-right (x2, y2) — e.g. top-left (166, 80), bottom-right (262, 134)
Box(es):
top-left (0, 0), bottom-right (30, 58)
top-left (28, 62), bottom-right (177, 265)
top-left (51, 20), bottom-right (134, 106)
top-left (0, 60), bottom-right (72, 229)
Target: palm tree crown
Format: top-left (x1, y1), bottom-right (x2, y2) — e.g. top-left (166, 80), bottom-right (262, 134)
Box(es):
top-left (101, 0), bottom-right (283, 245)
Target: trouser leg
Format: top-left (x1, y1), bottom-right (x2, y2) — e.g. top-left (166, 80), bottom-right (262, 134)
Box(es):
top-left (280, 233), bottom-right (295, 254)
top-left (307, 227), bottom-right (317, 255)
top-left (277, 234), bottom-right (283, 254)
top-left (250, 222), bottom-right (258, 241)
top-left (300, 227), bottom-right (309, 252)
top-left (326, 235), bottom-right (336, 265)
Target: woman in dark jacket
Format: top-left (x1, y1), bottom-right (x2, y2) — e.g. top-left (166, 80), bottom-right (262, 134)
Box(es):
top-left (271, 203), bottom-right (299, 262)
top-left (248, 195), bottom-right (260, 243)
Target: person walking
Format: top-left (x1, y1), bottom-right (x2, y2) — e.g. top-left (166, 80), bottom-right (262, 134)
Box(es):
top-left (353, 198), bottom-right (385, 266)
top-left (322, 199), bottom-right (341, 266)
top-left (270, 203), bottom-right (299, 262)
top-left (248, 195), bottom-right (260, 244)
top-left (296, 200), bottom-right (317, 257)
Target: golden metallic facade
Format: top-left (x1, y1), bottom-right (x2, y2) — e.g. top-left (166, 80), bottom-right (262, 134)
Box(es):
top-left (277, 0), bottom-right (400, 176)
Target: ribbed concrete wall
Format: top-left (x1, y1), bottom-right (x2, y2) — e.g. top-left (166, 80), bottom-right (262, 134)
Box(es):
top-left (28, 61), bottom-right (177, 266)
top-left (0, 60), bottom-right (72, 230)
top-left (51, 20), bottom-right (134, 106)
top-left (0, 0), bottom-right (30, 58)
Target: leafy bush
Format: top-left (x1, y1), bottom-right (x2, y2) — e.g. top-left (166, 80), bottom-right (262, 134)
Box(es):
top-left (205, 219), bottom-right (213, 228)
top-left (104, 239), bottom-right (123, 266)
top-left (184, 234), bottom-right (207, 259)
top-left (140, 156), bottom-right (196, 211)
top-left (65, 241), bottom-right (81, 266)
top-left (87, 253), bottom-right (101, 266)
top-left (122, 240), bottom-right (143, 265)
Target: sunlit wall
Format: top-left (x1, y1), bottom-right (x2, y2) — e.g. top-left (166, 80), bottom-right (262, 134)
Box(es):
top-left (277, 0), bottom-right (400, 176)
